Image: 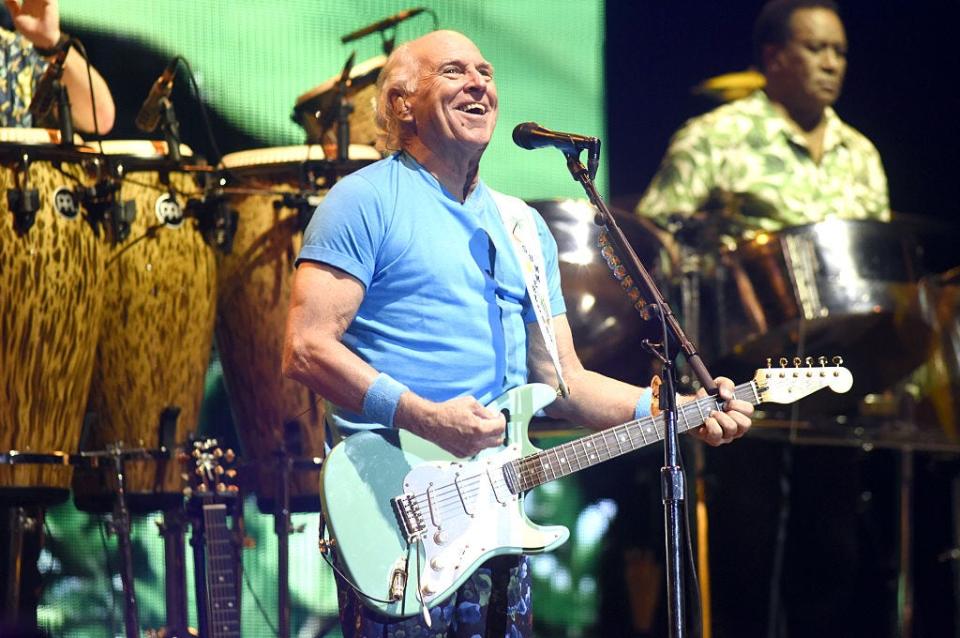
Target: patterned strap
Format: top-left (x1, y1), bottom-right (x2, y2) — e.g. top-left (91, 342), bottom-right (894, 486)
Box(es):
top-left (489, 190), bottom-right (568, 397)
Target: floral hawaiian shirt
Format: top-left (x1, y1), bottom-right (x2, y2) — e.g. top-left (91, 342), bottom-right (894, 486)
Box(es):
top-left (1, 28), bottom-right (47, 127)
top-left (636, 90), bottom-right (890, 234)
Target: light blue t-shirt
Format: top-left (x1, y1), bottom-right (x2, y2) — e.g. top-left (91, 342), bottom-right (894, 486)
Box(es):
top-left (297, 152), bottom-right (566, 436)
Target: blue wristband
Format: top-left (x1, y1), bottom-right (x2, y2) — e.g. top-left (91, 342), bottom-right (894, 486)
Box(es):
top-left (362, 372), bottom-right (410, 428)
top-left (634, 387), bottom-right (653, 420)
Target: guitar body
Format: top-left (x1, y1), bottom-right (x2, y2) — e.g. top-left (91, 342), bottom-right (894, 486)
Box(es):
top-left (320, 363), bottom-right (854, 619)
top-left (320, 383), bottom-right (568, 618)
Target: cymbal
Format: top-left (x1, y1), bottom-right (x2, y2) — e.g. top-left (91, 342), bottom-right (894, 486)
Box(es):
top-left (692, 69), bottom-right (765, 102)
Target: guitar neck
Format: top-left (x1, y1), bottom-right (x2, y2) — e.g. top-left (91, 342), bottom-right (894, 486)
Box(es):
top-left (202, 502), bottom-right (241, 638)
top-left (505, 381), bottom-right (761, 492)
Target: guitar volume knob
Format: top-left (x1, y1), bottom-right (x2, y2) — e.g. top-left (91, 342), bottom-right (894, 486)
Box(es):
top-left (433, 530), bottom-right (447, 545)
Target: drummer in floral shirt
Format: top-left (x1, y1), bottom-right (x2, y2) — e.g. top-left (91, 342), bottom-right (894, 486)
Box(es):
top-left (636, 0), bottom-right (889, 234)
top-left (1, 0), bottom-right (114, 132)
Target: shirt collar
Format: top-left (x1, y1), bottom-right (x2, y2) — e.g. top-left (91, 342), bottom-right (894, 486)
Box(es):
top-left (755, 90), bottom-right (849, 153)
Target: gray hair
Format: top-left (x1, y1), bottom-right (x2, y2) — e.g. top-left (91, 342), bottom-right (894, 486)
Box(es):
top-left (375, 41), bottom-right (421, 151)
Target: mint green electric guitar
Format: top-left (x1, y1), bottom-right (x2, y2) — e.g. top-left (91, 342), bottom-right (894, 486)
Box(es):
top-left (319, 362), bottom-right (853, 619)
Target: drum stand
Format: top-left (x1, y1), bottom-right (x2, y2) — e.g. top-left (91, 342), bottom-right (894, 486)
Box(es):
top-left (273, 440), bottom-right (324, 638)
top-left (156, 508), bottom-right (190, 637)
top-left (106, 447), bottom-right (142, 638)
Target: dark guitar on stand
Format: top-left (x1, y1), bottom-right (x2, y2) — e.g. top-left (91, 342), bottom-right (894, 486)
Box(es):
top-left (184, 439), bottom-right (242, 638)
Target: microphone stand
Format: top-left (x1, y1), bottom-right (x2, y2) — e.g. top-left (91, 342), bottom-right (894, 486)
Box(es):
top-left (158, 96), bottom-right (182, 164)
top-left (562, 151), bottom-right (717, 638)
top-left (55, 80), bottom-right (74, 148)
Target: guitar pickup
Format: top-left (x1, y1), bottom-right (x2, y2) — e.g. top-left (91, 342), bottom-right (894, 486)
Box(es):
top-left (391, 493), bottom-right (426, 543)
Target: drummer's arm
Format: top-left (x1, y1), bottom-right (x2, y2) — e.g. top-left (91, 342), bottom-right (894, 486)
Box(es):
top-left (527, 315), bottom-right (753, 447)
top-left (6, 0), bottom-right (116, 133)
top-left (59, 47), bottom-right (116, 134)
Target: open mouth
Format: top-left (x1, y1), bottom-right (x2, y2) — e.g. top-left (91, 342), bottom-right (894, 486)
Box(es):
top-left (456, 102), bottom-right (488, 116)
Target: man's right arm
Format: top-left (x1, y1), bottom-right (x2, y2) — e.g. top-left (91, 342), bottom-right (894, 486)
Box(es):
top-left (281, 261), bottom-right (505, 457)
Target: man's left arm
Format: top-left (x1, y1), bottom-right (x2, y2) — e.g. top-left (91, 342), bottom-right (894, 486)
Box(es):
top-left (7, 0), bottom-right (116, 133)
top-left (525, 315), bottom-right (753, 446)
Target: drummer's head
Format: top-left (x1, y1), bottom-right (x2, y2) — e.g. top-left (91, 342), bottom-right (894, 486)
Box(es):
top-left (754, 0), bottom-right (847, 116)
top-left (376, 30), bottom-right (498, 157)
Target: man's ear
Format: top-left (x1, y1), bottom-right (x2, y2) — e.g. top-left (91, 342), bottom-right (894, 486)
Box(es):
top-left (392, 91), bottom-right (414, 123)
top-left (761, 43), bottom-right (782, 74)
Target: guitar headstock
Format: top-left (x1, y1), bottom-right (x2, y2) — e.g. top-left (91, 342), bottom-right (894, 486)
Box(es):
top-left (181, 438), bottom-right (239, 500)
top-left (753, 356), bottom-right (853, 404)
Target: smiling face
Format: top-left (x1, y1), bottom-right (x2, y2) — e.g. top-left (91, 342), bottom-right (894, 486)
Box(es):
top-left (397, 31), bottom-right (499, 162)
top-left (765, 7), bottom-right (848, 114)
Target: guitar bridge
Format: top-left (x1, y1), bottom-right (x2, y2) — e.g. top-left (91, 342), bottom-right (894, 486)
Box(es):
top-left (391, 493), bottom-right (426, 543)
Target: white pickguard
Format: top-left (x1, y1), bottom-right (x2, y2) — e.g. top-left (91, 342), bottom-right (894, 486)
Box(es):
top-left (399, 444), bottom-right (565, 601)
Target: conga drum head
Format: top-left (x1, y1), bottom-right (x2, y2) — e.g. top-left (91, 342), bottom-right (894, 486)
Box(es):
top-left (1, 130), bottom-right (103, 500)
top-left (292, 55), bottom-right (386, 155)
top-left (529, 198), bottom-right (675, 385)
top-left (714, 219), bottom-right (931, 399)
top-left (216, 146), bottom-right (341, 512)
top-left (72, 141), bottom-right (217, 513)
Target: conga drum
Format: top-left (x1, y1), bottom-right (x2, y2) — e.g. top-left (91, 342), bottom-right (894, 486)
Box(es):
top-left (0, 129), bottom-right (103, 504)
top-left (72, 141), bottom-right (217, 512)
top-left (215, 145), bottom-right (378, 511)
top-left (292, 55), bottom-right (386, 156)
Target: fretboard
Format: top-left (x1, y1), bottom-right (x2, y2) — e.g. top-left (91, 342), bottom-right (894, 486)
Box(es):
top-left (202, 503), bottom-right (241, 638)
top-left (505, 381), bottom-right (760, 492)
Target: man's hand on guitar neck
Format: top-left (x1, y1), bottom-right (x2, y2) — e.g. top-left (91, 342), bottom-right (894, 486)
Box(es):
top-left (395, 392), bottom-right (506, 458)
top-left (683, 376), bottom-right (754, 447)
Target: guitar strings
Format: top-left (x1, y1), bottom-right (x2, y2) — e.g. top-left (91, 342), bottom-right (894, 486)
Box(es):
top-left (400, 384), bottom-right (758, 524)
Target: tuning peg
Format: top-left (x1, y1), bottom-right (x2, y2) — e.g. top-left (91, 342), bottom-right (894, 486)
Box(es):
top-left (779, 356), bottom-right (788, 367)
top-left (226, 469), bottom-right (238, 478)
top-left (832, 355), bottom-right (843, 366)
top-left (818, 356), bottom-right (827, 366)
top-left (225, 449), bottom-right (236, 463)
top-left (227, 484), bottom-right (240, 493)
top-left (804, 356), bottom-right (813, 367)
top-left (793, 357), bottom-right (802, 367)
top-left (183, 486), bottom-right (193, 498)
top-left (197, 483), bottom-right (208, 493)
top-left (766, 357), bottom-right (772, 368)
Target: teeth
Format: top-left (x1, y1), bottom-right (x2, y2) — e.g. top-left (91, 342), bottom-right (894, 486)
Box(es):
top-left (459, 103), bottom-right (486, 115)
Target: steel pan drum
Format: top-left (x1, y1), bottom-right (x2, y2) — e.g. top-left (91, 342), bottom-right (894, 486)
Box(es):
top-left (528, 199), bottom-right (673, 384)
top-left (1, 130), bottom-right (103, 500)
top-left (716, 219), bottom-right (930, 394)
top-left (73, 141), bottom-right (217, 511)
top-left (216, 146), bottom-right (378, 511)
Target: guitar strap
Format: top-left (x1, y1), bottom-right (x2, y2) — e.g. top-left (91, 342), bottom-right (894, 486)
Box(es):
top-left (490, 190), bottom-right (569, 398)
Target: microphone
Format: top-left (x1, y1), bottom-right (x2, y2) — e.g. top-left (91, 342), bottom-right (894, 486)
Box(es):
top-left (135, 57), bottom-right (179, 133)
top-left (341, 8), bottom-right (425, 44)
top-left (512, 121), bottom-right (599, 155)
top-left (28, 42), bottom-right (72, 122)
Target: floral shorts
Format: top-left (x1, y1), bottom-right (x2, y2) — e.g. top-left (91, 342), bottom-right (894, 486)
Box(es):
top-left (336, 555), bottom-right (533, 638)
